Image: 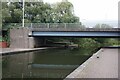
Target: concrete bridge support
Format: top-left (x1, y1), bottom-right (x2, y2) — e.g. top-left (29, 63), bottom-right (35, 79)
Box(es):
top-left (10, 28), bottom-right (45, 48)
top-left (10, 28), bottom-right (33, 48)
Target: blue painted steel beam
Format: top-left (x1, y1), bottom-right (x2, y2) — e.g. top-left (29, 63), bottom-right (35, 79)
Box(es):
top-left (31, 31), bottom-right (120, 37)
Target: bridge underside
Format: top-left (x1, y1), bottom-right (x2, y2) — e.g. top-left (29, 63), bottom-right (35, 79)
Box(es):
top-left (30, 31), bottom-right (120, 37)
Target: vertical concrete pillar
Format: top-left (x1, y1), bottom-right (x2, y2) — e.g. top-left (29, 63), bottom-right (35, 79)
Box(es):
top-left (28, 37), bottom-right (35, 48)
top-left (10, 27), bottom-right (32, 48)
top-left (10, 27), bottom-right (45, 48)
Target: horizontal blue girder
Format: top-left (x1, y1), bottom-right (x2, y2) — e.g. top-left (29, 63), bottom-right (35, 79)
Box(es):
top-left (31, 31), bottom-right (120, 37)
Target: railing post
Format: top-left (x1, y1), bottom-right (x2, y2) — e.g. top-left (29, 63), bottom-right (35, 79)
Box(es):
top-left (31, 23), bottom-right (33, 29)
top-left (64, 23), bottom-right (66, 29)
top-left (47, 23), bottom-right (49, 28)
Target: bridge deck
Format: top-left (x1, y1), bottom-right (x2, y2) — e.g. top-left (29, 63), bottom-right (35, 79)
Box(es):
top-left (27, 23), bottom-right (120, 37)
top-left (31, 28), bottom-right (120, 32)
top-left (66, 48), bottom-right (119, 78)
top-left (31, 31), bottom-right (119, 37)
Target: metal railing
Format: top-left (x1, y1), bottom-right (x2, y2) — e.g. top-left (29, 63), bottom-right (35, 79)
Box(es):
top-left (25, 23), bottom-right (84, 29)
top-left (25, 23), bottom-right (119, 31)
top-left (3, 23), bottom-right (119, 31)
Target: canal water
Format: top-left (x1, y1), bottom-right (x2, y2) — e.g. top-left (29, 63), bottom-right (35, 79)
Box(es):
top-left (2, 48), bottom-right (96, 78)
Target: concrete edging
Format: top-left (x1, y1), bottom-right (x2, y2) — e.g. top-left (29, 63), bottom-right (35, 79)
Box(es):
top-left (65, 48), bottom-right (104, 78)
top-left (1, 47), bottom-right (57, 56)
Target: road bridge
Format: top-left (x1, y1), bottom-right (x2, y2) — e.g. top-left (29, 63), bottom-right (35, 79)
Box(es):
top-left (10, 23), bottom-right (120, 48)
top-left (28, 23), bottom-right (120, 37)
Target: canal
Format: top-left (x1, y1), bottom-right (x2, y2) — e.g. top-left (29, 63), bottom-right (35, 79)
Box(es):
top-left (2, 48), bottom-right (97, 79)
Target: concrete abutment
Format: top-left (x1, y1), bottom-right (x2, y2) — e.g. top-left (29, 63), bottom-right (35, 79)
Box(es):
top-left (10, 28), bottom-right (44, 48)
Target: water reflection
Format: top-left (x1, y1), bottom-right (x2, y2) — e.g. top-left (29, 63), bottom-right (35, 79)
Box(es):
top-left (2, 48), bottom-right (93, 78)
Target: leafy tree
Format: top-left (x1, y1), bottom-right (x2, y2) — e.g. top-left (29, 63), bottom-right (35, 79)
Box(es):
top-left (24, 2), bottom-right (53, 23)
top-left (93, 24), bottom-right (114, 47)
top-left (2, 1), bottom-right (81, 26)
top-left (76, 38), bottom-right (100, 49)
top-left (51, 0), bottom-right (80, 23)
top-left (94, 24), bottom-right (113, 28)
top-left (2, 2), bottom-right (23, 29)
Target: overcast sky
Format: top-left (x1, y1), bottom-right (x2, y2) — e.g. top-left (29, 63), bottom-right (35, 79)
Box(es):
top-left (44, 0), bottom-right (119, 22)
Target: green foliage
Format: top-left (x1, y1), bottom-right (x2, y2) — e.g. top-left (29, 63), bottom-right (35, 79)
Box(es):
top-left (2, 8), bottom-right (12, 23)
top-left (2, 2), bottom-right (23, 29)
top-left (108, 38), bottom-right (120, 46)
top-left (52, 1), bottom-right (79, 23)
top-left (76, 38), bottom-right (100, 49)
top-left (25, 2), bottom-right (53, 23)
top-left (0, 36), bottom-right (3, 42)
top-left (0, 35), bottom-right (9, 42)
top-left (94, 24), bottom-right (113, 28)
top-left (12, 9), bottom-right (23, 22)
top-left (2, 1), bottom-right (80, 28)
top-left (8, 3), bottom-right (16, 11)
top-left (2, 2), bottom-right (8, 8)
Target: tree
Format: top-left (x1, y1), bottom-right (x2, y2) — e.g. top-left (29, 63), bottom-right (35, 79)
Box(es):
top-left (2, 2), bottom-right (23, 29)
top-left (2, 8), bottom-right (12, 23)
top-left (93, 24), bottom-right (114, 47)
top-left (2, 1), bottom-right (81, 25)
top-left (75, 38), bottom-right (100, 49)
top-left (51, 0), bottom-right (80, 23)
top-left (24, 2), bottom-right (53, 23)
top-left (94, 24), bottom-right (113, 28)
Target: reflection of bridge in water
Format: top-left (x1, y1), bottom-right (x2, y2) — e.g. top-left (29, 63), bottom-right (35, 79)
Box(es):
top-left (27, 23), bottom-right (120, 37)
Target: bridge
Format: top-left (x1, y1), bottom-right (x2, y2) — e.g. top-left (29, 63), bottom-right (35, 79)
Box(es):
top-left (10, 23), bottom-right (120, 48)
top-left (28, 23), bottom-right (120, 37)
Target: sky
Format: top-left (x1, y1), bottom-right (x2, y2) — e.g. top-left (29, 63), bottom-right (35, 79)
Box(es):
top-left (43, 0), bottom-right (119, 24)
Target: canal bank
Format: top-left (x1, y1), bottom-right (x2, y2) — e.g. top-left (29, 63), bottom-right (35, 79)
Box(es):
top-left (0, 47), bottom-right (57, 56)
top-left (65, 47), bottom-right (119, 79)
